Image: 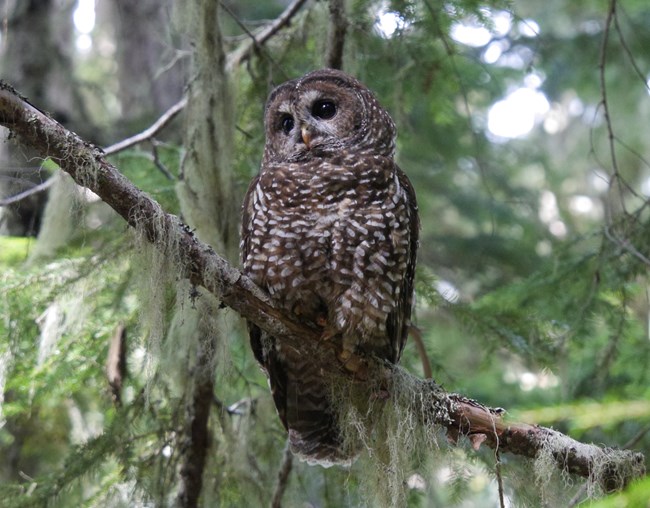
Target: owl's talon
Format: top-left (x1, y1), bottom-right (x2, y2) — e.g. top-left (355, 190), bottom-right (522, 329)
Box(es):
top-left (338, 349), bottom-right (363, 372)
top-left (320, 327), bottom-right (336, 341)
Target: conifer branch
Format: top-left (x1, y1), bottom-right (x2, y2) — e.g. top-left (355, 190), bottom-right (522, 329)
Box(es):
top-left (0, 81), bottom-right (645, 493)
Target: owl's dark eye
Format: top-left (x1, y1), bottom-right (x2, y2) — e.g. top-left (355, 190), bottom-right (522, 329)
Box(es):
top-left (280, 115), bottom-right (294, 134)
top-left (312, 100), bottom-right (337, 120)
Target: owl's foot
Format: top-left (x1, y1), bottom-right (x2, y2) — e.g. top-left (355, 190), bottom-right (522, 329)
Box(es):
top-left (319, 324), bottom-right (337, 341)
top-left (338, 348), bottom-right (369, 379)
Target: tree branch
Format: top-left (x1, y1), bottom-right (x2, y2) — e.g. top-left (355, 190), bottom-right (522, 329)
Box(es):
top-left (225, 0), bottom-right (309, 70)
top-left (0, 82), bottom-right (645, 493)
top-left (270, 440), bottom-right (293, 508)
top-left (0, 176), bottom-right (54, 206)
top-left (103, 96), bottom-right (188, 156)
top-left (325, 0), bottom-right (347, 70)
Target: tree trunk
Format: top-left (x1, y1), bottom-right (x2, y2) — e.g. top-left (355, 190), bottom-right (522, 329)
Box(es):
top-left (0, 0), bottom-right (80, 237)
top-left (174, 1), bottom-right (237, 506)
top-left (108, 0), bottom-right (186, 136)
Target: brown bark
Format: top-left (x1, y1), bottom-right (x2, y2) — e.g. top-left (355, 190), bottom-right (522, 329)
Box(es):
top-left (0, 0), bottom-right (81, 236)
top-left (326, 0), bottom-right (347, 70)
top-left (173, 0), bottom-right (237, 505)
top-left (0, 83), bottom-right (645, 493)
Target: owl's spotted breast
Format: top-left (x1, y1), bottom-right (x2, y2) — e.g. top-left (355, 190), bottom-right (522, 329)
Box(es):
top-left (241, 68), bottom-right (419, 466)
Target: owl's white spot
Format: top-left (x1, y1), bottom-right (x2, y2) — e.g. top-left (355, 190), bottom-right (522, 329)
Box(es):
top-left (349, 220), bottom-right (369, 235)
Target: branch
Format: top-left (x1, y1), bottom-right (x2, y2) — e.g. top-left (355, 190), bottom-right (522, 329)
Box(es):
top-left (270, 441), bottom-right (293, 508)
top-left (0, 82), bottom-right (645, 492)
top-left (103, 96), bottom-right (187, 156)
top-left (0, 176), bottom-right (54, 206)
top-left (106, 323), bottom-right (127, 407)
top-left (225, 0), bottom-right (309, 70)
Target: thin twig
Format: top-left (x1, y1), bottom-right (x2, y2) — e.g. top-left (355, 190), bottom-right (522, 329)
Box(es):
top-left (409, 325), bottom-right (432, 378)
top-left (0, 176), bottom-right (54, 206)
top-left (150, 140), bottom-right (175, 180)
top-left (225, 0), bottom-right (309, 70)
top-left (219, 1), bottom-right (285, 76)
top-left (599, 0), bottom-right (629, 213)
top-left (270, 440), bottom-right (294, 508)
top-left (604, 225), bottom-right (650, 266)
top-left (613, 6), bottom-right (650, 94)
top-left (495, 450), bottom-right (505, 508)
top-left (103, 96), bottom-right (187, 156)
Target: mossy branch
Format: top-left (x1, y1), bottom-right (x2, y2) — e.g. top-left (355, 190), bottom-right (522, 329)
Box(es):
top-left (0, 82), bottom-right (645, 492)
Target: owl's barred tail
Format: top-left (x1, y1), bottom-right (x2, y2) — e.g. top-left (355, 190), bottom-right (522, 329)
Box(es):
top-left (260, 334), bottom-right (358, 467)
top-left (283, 362), bottom-right (357, 467)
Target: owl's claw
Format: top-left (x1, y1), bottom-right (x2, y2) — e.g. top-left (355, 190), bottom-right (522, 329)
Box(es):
top-left (337, 348), bottom-right (368, 379)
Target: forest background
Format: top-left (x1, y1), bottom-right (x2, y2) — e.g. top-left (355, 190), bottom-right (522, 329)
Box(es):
top-left (0, 0), bottom-right (649, 506)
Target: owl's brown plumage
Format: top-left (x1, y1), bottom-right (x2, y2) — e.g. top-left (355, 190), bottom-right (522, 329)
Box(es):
top-left (241, 69), bottom-right (419, 466)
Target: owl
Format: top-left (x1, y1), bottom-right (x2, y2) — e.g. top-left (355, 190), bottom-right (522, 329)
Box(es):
top-left (241, 68), bottom-right (419, 466)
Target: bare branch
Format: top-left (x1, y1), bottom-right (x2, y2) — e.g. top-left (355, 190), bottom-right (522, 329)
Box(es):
top-left (0, 176), bottom-right (54, 206)
top-left (409, 325), bottom-right (432, 379)
top-left (598, 0), bottom-right (636, 209)
top-left (270, 441), bottom-right (293, 508)
top-left (103, 96), bottom-right (187, 156)
top-left (0, 81), bottom-right (645, 492)
top-left (225, 0), bottom-right (309, 70)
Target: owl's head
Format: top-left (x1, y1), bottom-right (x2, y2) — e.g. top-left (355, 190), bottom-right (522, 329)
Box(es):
top-left (262, 68), bottom-right (396, 163)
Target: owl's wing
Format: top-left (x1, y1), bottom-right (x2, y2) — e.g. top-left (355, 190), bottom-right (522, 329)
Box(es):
top-left (241, 173), bottom-right (292, 431)
top-left (240, 174), bottom-right (259, 266)
top-left (387, 165), bottom-right (420, 363)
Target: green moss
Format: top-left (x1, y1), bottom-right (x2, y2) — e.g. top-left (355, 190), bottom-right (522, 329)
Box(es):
top-left (0, 237), bottom-right (32, 266)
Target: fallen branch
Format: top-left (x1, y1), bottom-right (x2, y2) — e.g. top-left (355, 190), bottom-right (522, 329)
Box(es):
top-left (0, 82), bottom-right (645, 493)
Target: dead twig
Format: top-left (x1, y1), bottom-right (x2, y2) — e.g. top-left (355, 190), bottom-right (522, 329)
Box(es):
top-left (409, 325), bottom-right (432, 379)
top-left (0, 176), bottom-right (54, 206)
top-left (270, 440), bottom-right (294, 508)
top-left (225, 0), bottom-right (309, 70)
top-left (103, 96), bottom-right (187, 156)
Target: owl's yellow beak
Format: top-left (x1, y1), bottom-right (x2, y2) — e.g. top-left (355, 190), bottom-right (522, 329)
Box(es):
top-left (301, 126), bottom-right (312, 149)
